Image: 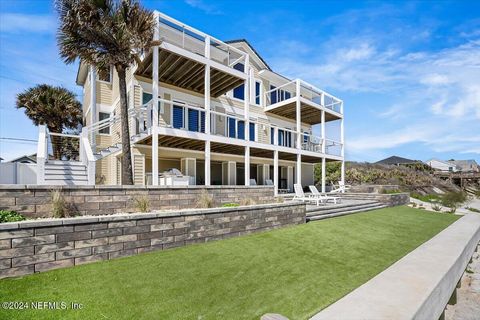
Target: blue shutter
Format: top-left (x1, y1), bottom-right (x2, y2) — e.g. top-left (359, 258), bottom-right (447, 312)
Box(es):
top-left (200, 111), bottom-right (205, 133)
top-left (249, 123), bottom-right (255, 141)
top-left (271, 127), bottom-right (274, 144)
top-left (255, 82), bottom-right (261, 105)
top-left (270, 85), bottom-right (277, 104)
top-left (238, 121), bottom-right (245, 140)
top-left (228, 117), bottom-right (236, 138)
top-left (188, 109), bottom-right (199, 132)
top-left (173, 106), bottom-right (184, 129)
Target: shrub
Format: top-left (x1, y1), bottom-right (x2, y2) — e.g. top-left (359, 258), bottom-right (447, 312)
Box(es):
top-left (431, 203), bottom-right (442, 212)
top-left (466, 207), bottom-right (480, 213)
top-left (222, 203), bottom-right (239, 207)
top-left (411, 193), bottom-right (442, 203)
top-left (240, 198), bottom-right (257, 206)
top-left (410, 202), bottom-right (417, 208)
top-left (441, 191), bottom-right (467, 208)
top-left (196, 190), bottom-right (214, 208)
top-left (134, 195), bottom-right (150, 213)
top-left (0, 210), bottom-right (26, 223)
top-left (51, 189), bottom-right (67, 218)
top-left (447, 206), bottom-right (457, 214)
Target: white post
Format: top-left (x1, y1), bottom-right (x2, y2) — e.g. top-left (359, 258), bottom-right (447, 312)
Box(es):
top-left (151, 12), bottom-right (160, 186)
top-left (295, 79), bottom-right (302, 187)
top-left (321, 94), bottom-right (326, 154)
top-left (340, 101), bottom-right (345, 189)
top-left (89, 65), bottom-right (97, 151)
top-left (36, 125), bottom-right (47, 185)
top-left (321, 157), bottom-right (326, 193)
top-left (244, 55), bottom-right (250, 186)
top-left (205, 141), bottom-right (211, 186)
top-left (273, 150), bottom-right (279, 196)
top-left (204, 36), bottom-right (211, 186)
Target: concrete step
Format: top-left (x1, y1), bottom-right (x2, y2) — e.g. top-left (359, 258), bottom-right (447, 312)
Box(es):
top-left (43, 179), bottom-right (89, 186)
top-left (307, 204), bottom-right (387, 221)
top-left (45, 173), bottom-right (88, 180)
top-left (307, 202), bottom-right (384, 216)
top-left (46, 160), bottom-right (85, 166)
top-left (306, 200), bottom-right (379, 213)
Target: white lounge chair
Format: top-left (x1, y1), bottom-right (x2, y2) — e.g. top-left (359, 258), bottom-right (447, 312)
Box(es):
top-left (309, 185), bottom-right (341, 204)
top-left (330, 181), bottom-right (351, 193)
top-left (293, 184), bottom-right (323, 206)
top-left (249, 179), bottom-right (257, 186)
top-left (265, 179), bottom-right (273, 186)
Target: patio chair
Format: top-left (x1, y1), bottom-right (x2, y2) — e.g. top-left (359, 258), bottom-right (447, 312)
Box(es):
top-left (249, 179), bottom-right (257, 186)
top-left (293, 184), bottom-right (323, 206)
top-left (308, 185), bottom-right (341, 204)
top-left (265, 179), bottom-right (274, 186)
top-left (330, 181), bottom-right (351, 193)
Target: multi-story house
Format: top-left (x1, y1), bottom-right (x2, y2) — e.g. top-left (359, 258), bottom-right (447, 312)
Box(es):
top-left (36, 11), bottom-right (345, 196)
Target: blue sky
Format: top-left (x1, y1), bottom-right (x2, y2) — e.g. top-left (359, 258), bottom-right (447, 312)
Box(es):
top-left (0, 0), bottom-right (479, 162)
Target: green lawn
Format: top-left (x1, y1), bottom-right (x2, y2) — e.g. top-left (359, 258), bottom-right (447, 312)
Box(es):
top-left (0, 207), bottom-right (459, 320)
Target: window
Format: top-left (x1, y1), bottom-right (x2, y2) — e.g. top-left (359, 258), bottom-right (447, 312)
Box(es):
top-left (249, 123), bottom-right (255, 142)
top-left (270, 85), bottom-right (277, 104)
top-left (200, 111), bottom-right (206, 133)
top-left (270, 127), bottom-right (274, 144)
top-left (238, 120), bottom-right (245, 140)
top-left (270, 84), bottom-right (291, 104)
top-left (188, 109), bottom-right (199, 132)
top-left (142, 92), bottom-right (162, 114)
top-left (99, 112), bottom-right (110, 134)
top-left (255, 80), bottom-right (262, 105)
top-left (173, 106), bottom-right (184, 129)
top-left (98, 67), bottom-right (112, 83)
top-left (233, 63), bottom-right (245, 100)
top-left (228, 117), bottom-right (236, 138)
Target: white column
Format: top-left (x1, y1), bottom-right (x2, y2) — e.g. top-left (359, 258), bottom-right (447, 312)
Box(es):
top-left (244, 55), bottom-right (250, 186)
top-left (321, 157), bottom-right (326, 193)
top-left (89, 65), bottom-right (97, 151)
top-left (295, 79), bottom-right (302, 187)
top-left (204, 36), bottom-right (211, 186)
top-left (321, 94), bottom-right (326, 154)
top-left (151, 12), bottom-right (160, 186)
top-left (340, 101), bottom-right (345, 188)
top-left (273, 150), bottom-right (279, 196)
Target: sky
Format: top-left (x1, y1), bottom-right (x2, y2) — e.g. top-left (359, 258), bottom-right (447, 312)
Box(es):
top-left (0, 0), bottom-right (479, 163)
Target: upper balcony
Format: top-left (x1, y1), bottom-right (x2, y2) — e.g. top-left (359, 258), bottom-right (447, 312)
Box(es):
top-left (135, 12), bottom-right (248, 98)
top-left (262, 79), bottom-right (343, 125)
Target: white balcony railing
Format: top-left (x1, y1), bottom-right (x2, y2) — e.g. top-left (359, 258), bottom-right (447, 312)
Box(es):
top-left (262, 79), bottom-right (343, 114)
top-left (157, 12), bottom-right (247, 72)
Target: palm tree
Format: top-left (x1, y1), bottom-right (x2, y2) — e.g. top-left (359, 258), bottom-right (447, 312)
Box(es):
top-left (56, 0), bottom-right (156, 185)
top-left (16, 84), bottom-right (82, 160)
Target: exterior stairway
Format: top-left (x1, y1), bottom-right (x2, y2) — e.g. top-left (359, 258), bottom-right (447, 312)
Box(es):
top-left (306, 199), bottom-right (387, 222)
top-left (94, 143), bottom-right (122, 160)
top-left (44, 160), bottom-right (89, 185)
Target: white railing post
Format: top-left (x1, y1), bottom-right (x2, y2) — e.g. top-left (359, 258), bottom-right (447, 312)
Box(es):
top-left (295, 79), bottom-right (302, 187)
top-left (204, 36), bottom-right (211, 186)
top-left (89, 65), bottom-right (97, 151)
top-left (340, 101), bottom-right (345, 190)
top-left (81, 128), bottom-right (96, 185)
top-left (36, 125), bottom-right (47, 185)
top-left (244, 55), bottom-right (250, 186)
top-left (152, 11), bottom-right (160, 186)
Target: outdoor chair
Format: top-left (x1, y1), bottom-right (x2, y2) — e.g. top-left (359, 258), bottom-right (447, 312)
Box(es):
top-left (249, 179), bottom-right (257, 186)
top-left (330, 181), bottom-right (351, 193)
top-left (265, 179), bottom-right (274, 186)
top-left (293, 184), bottom-right (323, 206)
top-left (309, 185), bottom-right (341, 204)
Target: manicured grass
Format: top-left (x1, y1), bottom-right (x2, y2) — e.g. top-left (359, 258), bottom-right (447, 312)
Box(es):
top-left (0, 207), bottom-right (458, 320)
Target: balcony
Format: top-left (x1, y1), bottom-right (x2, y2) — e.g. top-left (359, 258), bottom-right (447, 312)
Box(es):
top-left (262, 79), bottom-right (343, 125)
top-left (132, 99), bottom-right (342, 159)
top-left (135, 12), bottom-right (247, 98)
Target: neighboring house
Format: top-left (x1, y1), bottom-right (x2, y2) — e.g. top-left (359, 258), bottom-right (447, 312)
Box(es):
top-left (8, 154), bottom-right (37, 164)
top-left (447, 160), bottom-right (479, 173)
top-left (375, 156), bottom-right (419, 166)
top-left (425, 159), bottom-right (459, 172)
top-left (36, 11), bottom-right (344, 195)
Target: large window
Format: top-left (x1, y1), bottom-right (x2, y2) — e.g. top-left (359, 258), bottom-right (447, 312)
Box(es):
top-left (233, 63), bottom-right (245, 100)
top-left (238, 120), bottom-right (245, 140)
top-left (228, 117), bottom-right (237, 138)
top-left (142, 92), bottom-right (162, 114)
top-left (188, 109), bottom-right (199, 132)
top-left (98, 67), bottom-right (112, 83)
top-left (99, 112), bottom-right (110, 134)
top-left (249, 123), bottom-right (255, 142)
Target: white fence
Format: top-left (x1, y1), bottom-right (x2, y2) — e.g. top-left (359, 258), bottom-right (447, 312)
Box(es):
top-left (0, 162), bottom-right (37, 184)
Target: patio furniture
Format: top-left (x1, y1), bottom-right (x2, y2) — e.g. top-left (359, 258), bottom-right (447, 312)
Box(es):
top-left (330, 181), bottom-right (351, 193)
top-left (309, 185), bottom-right (341, 204)
top-left (293, 184), bottom-right (323, 206)
top-left (250, 179), bottom-right (257, 186)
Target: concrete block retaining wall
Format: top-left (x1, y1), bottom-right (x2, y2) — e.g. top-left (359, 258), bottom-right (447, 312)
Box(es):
top-left (341, 192), bottom-right (410, 207)
top-left (0, 202), bottom-right (305, 279)
top-left (0, 185), bottom-right (275, 219)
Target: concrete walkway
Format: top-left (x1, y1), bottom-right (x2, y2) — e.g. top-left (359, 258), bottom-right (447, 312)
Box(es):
top-left (310, 213), bottom-right (480, 320)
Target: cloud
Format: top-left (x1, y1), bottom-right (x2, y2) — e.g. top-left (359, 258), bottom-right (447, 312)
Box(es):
top-left (0, 13), bottom-right (56, 34)
top-left (184, 0), bottom-right (222, 15)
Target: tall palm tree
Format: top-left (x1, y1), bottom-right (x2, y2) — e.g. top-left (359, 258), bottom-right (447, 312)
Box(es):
top-left (56, 0), bottom-right (156, 185)
top-left (16, 84), bottom-right (82, 159)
